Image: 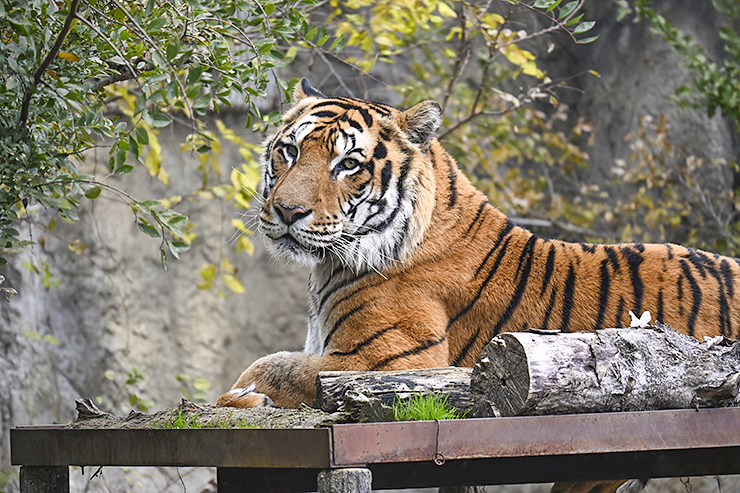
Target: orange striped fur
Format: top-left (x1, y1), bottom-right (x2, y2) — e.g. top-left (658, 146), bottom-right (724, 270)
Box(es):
top-left (217, 79), bottom-right (739, 410)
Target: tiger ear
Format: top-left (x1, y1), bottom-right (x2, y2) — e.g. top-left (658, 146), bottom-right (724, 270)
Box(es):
top-left (294, 78), bottom-right (326, 102)
top-left (400, 100), bottom-right (442, 149)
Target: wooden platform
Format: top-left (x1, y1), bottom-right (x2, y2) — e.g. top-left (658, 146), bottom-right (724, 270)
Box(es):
top-left (12, 407), bottom-right (740, 492)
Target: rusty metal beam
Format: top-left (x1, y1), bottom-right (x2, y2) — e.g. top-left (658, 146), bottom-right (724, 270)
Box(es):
top-left (11, 427), bottom-right (332, 469)
top-left (331, 407), bottom-right (740, 466)
top-left (11, 408), bottom-right (740, 488)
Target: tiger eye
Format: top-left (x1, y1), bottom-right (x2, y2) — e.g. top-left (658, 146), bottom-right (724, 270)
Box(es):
top-left (341, 158), bottom-right (360, 170)
top-left (285, 144), bottom-right (299, 159)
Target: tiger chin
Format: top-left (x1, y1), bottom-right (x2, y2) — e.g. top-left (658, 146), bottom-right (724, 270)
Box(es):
top-left (217, 77), bottom-right (740, 410)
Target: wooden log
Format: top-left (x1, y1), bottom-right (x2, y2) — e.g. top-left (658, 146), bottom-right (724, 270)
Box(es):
top-left (470, 326), bottom-right (740, 418)
top-left (315, 368), bottom-right (472, 413)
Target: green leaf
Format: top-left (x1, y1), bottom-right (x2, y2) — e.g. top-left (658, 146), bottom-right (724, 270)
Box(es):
top-left (85, 186), bottom-right (101, 199)
top-left (136, 127), bottom-right (150, 146)
top-left (151, 112), bottom-right (172, 128)
top-left (134, 93), bottom-right (147, 116)
top-left (574, 21), bottom-right (596, 34)
top-left (160, 249), bottom-right (168, 270)
top-left (137, 218), bottom-right (161, 237)
top-left (306, 25), bottom-right (318, 41)
top-left (329, 34), bottom-right (346, 53)
top-left (564, 13), bottom-right (584, 27)
top-left (577, 35), bottom-right (600, 44)
top-left (193, 376), bottom-right (211, 391)
top-left (166, 239), bottom-right (190, 259)
top-left (558, 1), bottom-right (578, 19)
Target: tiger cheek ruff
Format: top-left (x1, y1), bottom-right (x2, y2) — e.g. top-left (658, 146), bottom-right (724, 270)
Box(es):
top-left (216, 78), bottom-right (740, 410)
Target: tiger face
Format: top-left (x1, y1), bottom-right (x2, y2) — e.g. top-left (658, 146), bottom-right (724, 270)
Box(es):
top-left (258, 79), bottom-right (441, 273)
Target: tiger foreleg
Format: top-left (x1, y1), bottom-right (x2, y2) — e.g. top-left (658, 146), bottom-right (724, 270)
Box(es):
top-left (216, 350), bottom-right (327, 409)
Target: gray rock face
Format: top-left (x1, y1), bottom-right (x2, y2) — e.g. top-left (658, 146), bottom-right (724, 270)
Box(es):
top-left (0, 120), bottom-right (310, 491)
top-left (2, 2), bottom-right (739, 492)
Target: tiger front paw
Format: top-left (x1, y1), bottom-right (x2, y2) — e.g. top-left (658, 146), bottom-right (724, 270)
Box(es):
top-left (216, 385), bottom-right (275, 408)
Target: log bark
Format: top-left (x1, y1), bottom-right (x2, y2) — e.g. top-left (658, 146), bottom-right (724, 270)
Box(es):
top-left (470, 327), bottom-right (740, 418)
top-left (315, 368), bottom-right (472, 413)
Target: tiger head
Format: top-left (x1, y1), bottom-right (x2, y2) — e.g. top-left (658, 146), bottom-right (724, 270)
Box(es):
top-left (258, 79), bottom-right (443, 273)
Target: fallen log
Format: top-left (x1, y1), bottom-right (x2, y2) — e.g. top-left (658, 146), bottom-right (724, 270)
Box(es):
top-left (470, 326), bottom-right (740, 418)
top-left (315, 367), bottom-right (472, 413)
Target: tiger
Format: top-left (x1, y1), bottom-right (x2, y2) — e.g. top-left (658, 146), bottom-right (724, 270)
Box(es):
top-left (216, 77), bottom-right (740, 411)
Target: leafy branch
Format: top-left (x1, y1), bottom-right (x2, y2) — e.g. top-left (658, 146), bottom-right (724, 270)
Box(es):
top-left (17, 0), bottom-right (80, 128)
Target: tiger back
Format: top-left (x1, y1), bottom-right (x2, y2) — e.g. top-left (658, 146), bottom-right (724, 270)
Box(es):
top-left (217, 78), bottom-right (740, 410)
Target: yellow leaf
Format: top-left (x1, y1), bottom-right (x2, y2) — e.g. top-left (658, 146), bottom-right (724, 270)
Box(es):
top-left (442, 48), bottom-right (457, 58)
top-left (236, 236), bottom-right (254, 256)
top-left (199, 263), bottom-right (216, 281)
top-left (57, 52), bottom-right (80, 62)
top-left (221, 257), bottom-right (237, 275)
top-left (157, 166), bottom-right (169, 186)
top-left (231, 219), bottom-right (249, 232)
top-left (437, 2), bottom-right (456, 18)
top-left (222, 274), bottom-right (245, 293)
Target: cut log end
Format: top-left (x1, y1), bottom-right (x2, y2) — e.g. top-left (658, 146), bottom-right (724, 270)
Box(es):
top-left (470, 335), bottom-right (530, 417)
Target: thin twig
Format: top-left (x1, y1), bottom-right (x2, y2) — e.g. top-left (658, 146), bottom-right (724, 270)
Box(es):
top-left (75, 12), bottom-right (143, 91)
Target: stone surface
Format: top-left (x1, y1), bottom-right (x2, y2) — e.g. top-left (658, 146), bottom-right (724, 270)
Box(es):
top-left (317, 468), bottom-right (372, 493)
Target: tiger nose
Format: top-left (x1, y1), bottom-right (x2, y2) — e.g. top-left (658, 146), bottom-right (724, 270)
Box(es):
top-left (274, 203), bottom-right (310, 225)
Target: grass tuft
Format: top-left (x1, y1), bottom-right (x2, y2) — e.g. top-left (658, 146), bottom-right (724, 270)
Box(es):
top-left (392, 392), bottom-right (468, 421)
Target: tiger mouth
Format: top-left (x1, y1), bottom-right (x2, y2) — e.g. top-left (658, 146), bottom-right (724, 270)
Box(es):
top-left (274, 232), bottom-right (328, 258)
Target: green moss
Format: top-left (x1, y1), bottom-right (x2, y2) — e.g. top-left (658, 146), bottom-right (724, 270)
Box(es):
top-left (154, 408), bottom-right (258, 429)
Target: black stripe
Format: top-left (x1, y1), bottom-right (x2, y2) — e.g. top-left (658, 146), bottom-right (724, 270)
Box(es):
top-left (604, 246), bottom-right (620, 272)
top-left (330, 326), bottom-right (395, 357)
top-left (446, 155), bottom-right (458, 208)
top-left (373, 141), bottom-right (387, 160)
top-left (475, 221), bottom-right (514, 277)
top-left (687, 249), bottom-right (707, 278)
top-left (720, 259), bottom-right (735, 298)
top-left (541, 286), bottom-right (558, 329)
top-left (615, 297), bottom-right (625, 328)
top-left (379, 160), bottom-right (393, 196)
top-left (371, 336), bottom-right (447, 370)
top-left (448, 235), bottom-right (513, 330)
top-left (700, 259), bottom-right (730, 337)
top-left (679, 260), bottom-right (702, 337)
top-left (323, 303), bottom-right (366, 350)
top-left (622, 246), bottom-right (644, 314)
top-left (464, 200), bottom-right (490, 238)
top-left (595, 259), bottom-right (610, 328)
top-left (490, 236), bottom-right (538, 335)
top-left (312, 110), bottom-right (338, 118)
top-left (540, 243), bottom-right (556, 296)
top-left (358, 107), bottom-right (373, 127)
top-left (580, 243), bottom-right (596, 253)
top-left (373, 154), bottom-right (412, 233)
top-left (452, 330), bottom-right (479, 366)
top-left (656, 289), bottom-right (664, 325)
top-left (323, 271), bottom-right (375, 313)
top-left (559, 264), bottom-right (577, 332)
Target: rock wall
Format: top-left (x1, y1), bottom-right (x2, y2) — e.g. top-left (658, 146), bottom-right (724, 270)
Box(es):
top-left (0, 117), bottom-right (311, 492)
top-left (2, 1), bottom-right (739, 492)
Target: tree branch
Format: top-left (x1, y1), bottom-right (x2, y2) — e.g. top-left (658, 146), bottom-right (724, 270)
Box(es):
top-left (18, 0), bottom-right (79, 128)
